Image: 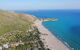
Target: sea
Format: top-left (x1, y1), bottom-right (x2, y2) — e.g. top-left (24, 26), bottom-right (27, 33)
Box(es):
top-left (16, 10), bottom-right (80, 50)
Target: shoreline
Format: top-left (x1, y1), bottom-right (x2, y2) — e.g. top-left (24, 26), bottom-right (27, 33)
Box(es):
top-left (33, 19), bottom-right (70, 50)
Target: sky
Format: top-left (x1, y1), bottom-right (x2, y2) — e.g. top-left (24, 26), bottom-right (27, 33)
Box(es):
top-left (0, 0), bottom-right (80, 10)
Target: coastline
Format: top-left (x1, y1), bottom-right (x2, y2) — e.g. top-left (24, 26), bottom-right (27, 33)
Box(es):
top-left (33, 19), bottom-right (70, 50)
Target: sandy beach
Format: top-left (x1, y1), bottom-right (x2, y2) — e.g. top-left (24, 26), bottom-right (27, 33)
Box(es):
top-left (34, 20), bottom-right (70, 50)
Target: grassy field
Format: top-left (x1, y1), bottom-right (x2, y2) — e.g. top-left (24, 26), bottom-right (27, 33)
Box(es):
top-left (0, 10), bottom-right (34, 35)
top-left (0, 10), bottom-right (36, 44)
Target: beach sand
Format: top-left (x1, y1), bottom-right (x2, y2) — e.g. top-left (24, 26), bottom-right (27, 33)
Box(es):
top-left (34, 20), bottom-right (70, 50)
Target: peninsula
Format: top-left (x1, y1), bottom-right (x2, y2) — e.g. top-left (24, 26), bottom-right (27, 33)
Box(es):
top-left (41, 18), bottom-right (58, 22)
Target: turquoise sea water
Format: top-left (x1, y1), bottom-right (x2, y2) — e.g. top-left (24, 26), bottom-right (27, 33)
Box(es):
top-left (16, 10), bottom-right (80, 50)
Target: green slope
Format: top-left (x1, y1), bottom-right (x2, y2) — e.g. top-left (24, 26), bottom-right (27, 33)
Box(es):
top-left (0, 10), bottom-right (36, 44)
top-left (0, 11), bottom-right (31, 35)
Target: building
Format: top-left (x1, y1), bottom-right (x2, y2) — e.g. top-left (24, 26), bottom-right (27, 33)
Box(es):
top-left (0, 46), bottom-right (2, 50)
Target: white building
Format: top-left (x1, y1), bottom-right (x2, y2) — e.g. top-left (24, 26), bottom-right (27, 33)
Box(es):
top-left (3, 44), bottom-right (9, 48)
top-left (0, 46), bottom-right (2, 50)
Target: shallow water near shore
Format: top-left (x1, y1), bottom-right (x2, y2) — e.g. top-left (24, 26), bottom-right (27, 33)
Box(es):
top-left (16, 10), bottom-right (80, 50)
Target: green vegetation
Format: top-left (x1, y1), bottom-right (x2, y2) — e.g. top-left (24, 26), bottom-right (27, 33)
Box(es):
top-left (0, 10), bottom-right (46, 50)
top-left (3, 27), bottom-right (45, 50)
top-left (0, 11), bottom-right (30, 35)
top-left (0, 10), bottom-right (33, 44)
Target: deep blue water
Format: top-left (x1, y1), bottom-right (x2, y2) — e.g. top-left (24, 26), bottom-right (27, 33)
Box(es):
top-left (16, 10), bottom-right (80, 50)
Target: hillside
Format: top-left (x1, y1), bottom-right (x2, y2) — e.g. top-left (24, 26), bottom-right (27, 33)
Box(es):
top-left (0, 10), bottom-right (36, 44)
top-left (0, 10), bottom-right (36, 35)
top-left (0, 10), bottom-right (46, 50)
